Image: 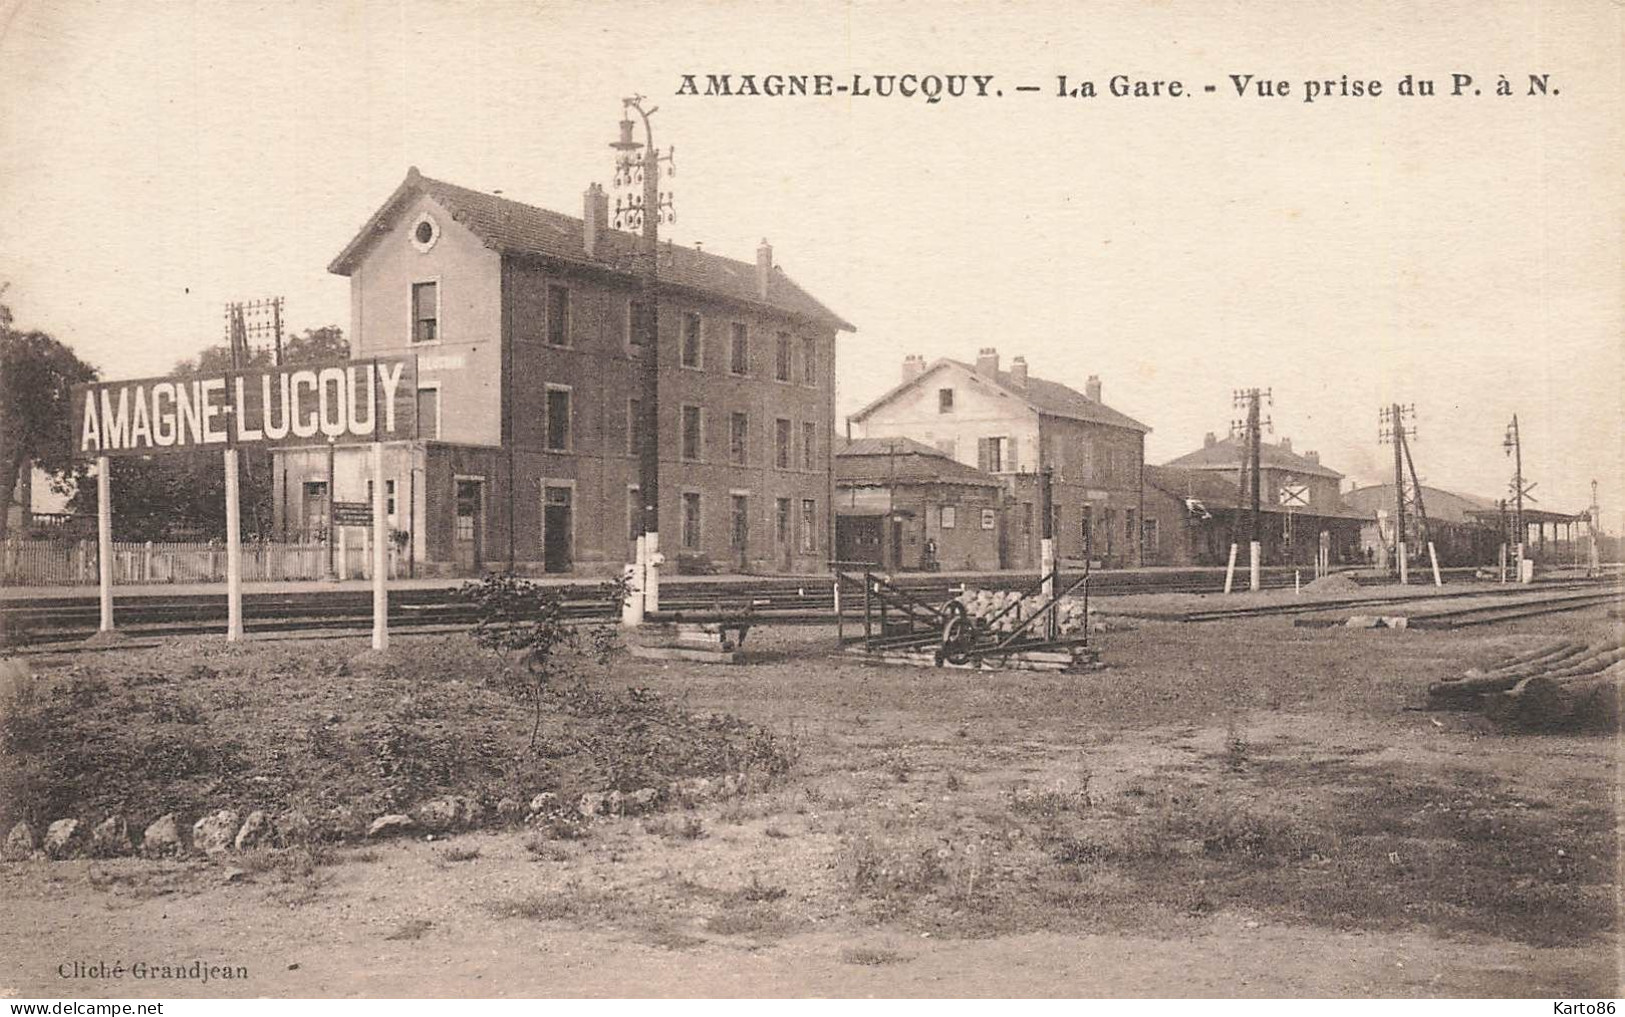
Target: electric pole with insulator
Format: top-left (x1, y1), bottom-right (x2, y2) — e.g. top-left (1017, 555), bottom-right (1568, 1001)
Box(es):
top-left (1503, 415), bottom-right (1536, 581)
top-left (1231, 387), bottom-right (1270, 591)
top-left (612, 96), bottom-right (675, 617)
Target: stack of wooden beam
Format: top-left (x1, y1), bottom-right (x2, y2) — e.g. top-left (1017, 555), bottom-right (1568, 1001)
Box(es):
top-left (1428, 638), bottom-right (1625, 729)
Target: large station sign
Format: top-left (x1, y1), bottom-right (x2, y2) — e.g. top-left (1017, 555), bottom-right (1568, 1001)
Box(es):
top-left (71, 357), bottom-right (417, 458)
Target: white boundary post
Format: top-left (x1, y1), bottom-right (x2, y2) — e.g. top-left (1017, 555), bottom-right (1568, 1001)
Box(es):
top-left (644, 530), bottom-right (661, 614)
top-left (371, 441), bottom-right (388, 650)
top-left (95, 455), bottom-right (114, 634)
top-left (224, 448), bottom-right (244, 641)
top-left (1224, 543), bottom-right (1238, 594)
top-left (1398, 540), bottom-right (1409, 585)
top-left (1427, 541), bottom-right (1442, 587)
top-left (1248, 540), bottom-right (1261, 592)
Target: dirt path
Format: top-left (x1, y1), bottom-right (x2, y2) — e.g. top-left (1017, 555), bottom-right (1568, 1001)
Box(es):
top-left (0, 832), bottom-right (1611, 998)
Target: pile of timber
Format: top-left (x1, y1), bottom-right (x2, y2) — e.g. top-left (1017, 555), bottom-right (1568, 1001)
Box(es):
top-left (1428, 638), bottom-right (1625, 729)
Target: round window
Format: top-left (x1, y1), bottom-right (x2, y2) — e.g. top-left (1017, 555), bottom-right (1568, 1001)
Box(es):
top-left (410, 214), bottom-right (439, 252)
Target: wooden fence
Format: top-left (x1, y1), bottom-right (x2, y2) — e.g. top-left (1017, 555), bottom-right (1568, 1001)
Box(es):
top-left (1, 538), bottom-right (401, 586)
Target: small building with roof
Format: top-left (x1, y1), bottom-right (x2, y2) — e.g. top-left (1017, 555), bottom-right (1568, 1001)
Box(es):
top-left (1143, 433), bottom-right (1368, 567)
top-left (834, 436), bottom-right (1005, 571)
top-left (847, 348), bottom-right (1151, 569)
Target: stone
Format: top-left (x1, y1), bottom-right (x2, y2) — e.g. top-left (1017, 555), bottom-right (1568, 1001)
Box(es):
top-left (324, 806), bottom-right (366, 842)
top-left (496, 797), bottom-right (524, 822)
top-left (191, 810), bottom-right (241, 855)
top-left (91, 816), bottom-right (132, 856)
top-left (605, 790), bottom-right (625, 816)
top-left (4, 820), bottom-right (36, 860)
top-left (234, 810), bottom-right (272, 851)
top-left (141, 814), bottom-right (183, 857)
top-left (527, 792), bottom-right (559, 815)
top-left (366, 814), bottom-right (415, 839)
top-left (43, 819), bottom-right (83, 859)
top-left (412, 795), bottom-right (480, 833)
top-left (577, 792), bottom-right (606, 818)
top-left (274, 809), bottom-right (313, 847)
top-left (627, 788), bottom-right (660, 814)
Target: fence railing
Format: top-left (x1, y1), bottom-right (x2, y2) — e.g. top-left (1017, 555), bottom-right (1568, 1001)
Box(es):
top-left (1, 538), bottom-right (402, 587)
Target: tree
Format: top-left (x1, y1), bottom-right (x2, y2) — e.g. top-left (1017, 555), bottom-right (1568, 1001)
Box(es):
top-left (0, 300), bottom-right (98, 542)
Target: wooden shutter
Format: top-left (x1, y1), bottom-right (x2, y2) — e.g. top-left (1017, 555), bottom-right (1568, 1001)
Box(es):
top-left (977, 438), bottom-right (991, 472)
top-left (1006, 435), bottom-right (1017, 471)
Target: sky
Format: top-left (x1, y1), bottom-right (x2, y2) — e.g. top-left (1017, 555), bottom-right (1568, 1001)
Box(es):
top-left (1, 0), bottom-right (1620, 526)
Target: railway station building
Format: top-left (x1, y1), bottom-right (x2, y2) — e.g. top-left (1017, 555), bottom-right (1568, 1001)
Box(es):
top-left (272, 168), bottom-right (854, 577)
top-left (1143, 434), bottom-right (1367, 567)
top-left (847, 350), bottom-right (1151, 569)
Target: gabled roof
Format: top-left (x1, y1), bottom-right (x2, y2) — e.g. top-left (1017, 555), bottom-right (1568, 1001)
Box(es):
top-left (329, 168), bottom-right (854, 332)
top-left (1343, 484), bottom-right (1498, 525)
top-left (1145, 464), bottom-right (1370, 520)
top-left (848, 358), bottom-right (1150, 433)
top-left (834, 437), bottom-right (1001, 488)
top-left (1163, 434), bottom-right (1342, 479)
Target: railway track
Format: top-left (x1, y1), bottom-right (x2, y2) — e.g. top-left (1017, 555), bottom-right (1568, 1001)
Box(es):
top-left (1, 567), bottom-right (1330, 645)
top-left (1403, 588), bottom-right (1624, 629)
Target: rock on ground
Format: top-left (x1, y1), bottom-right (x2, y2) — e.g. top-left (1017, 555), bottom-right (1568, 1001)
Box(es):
top-left (141, 814), bottom-right (183, 857)
top-left (411, 795), bottom-right (483, 833)
top-left (366, 814), bottom-right (415, 839)
top-left (191, 810), bottom-right (240, 855)
top-left (234, 811), bottom-right (272, 851)
top-left (273, 810), bottom-right (312, 847)
top-left (91, 816), bottom-right (132, 856)
top-left (43, 819), bottom-right (83, 859)
top-left (4, 821), bottom-right (36, 860)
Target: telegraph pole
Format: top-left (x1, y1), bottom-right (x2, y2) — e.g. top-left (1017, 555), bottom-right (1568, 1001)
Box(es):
top-left (1504, 415), bottom-right (1535, 580)
top-left (1379, 404), bottom-right (1413, 583)
top-left (1232, 387), bottom-right (1270, 591)
top-left (612, 97), bottom-right (675, 615)
top-left (1588, 479), bottom-right (1601, 576)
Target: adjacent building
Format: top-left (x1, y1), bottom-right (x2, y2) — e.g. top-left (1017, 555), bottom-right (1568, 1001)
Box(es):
top-left (834, 436), bottom-right (1004, 571)
top-left (1144, 433), bottom-right (1367, 566)
top-left (847, 349), bottom-right (1151, 568)
top-left (274, 168), bottom-right (854, 576)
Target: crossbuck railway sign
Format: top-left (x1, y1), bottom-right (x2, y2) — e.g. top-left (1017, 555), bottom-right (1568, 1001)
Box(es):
top-left (1279, 482), bottom-right (1310, 508)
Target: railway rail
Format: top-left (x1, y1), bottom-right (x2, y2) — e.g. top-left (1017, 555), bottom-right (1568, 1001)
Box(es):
top-left (0, 566), bottom-right (1562, 647)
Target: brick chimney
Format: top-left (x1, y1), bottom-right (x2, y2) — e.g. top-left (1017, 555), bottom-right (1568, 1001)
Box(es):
top-left (755, 239), bottom-right (773, 299)
top-left (1279, 437), bottom-right (1293, 453)
top-left (902, 354), bottom-right (926, 383)
top-left (1085, 375), bottom-right (1102, 402)
top-left (583, 183), bottom-right (608, 257)
top-left (975, 347), bottom-right (999, 378)
top-left (1009, 356), bottom-right (1028, 388)
top-left (1204, 431), bottom-right (1217, 448)
top-left (1305, 450), bottom-right (1320, 464)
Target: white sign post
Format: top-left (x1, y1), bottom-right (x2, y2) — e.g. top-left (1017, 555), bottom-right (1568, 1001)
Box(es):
top-left (224, 447), bottom-right (244, 641)
top-left (371, 441), bottom-right (388, 650)
top-left (96, 455), bottom-right (114, 635)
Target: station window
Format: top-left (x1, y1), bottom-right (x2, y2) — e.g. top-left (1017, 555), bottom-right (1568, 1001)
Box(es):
top-left (681, 406), bottom-right (702, 461)
top-left (938, 388), bottom-right (954, 413)
top-left (681, 492), bottom-right (701, 550)
top-left (729, 323), bottom-right (748, 374)
top-left (412, 282), bottom-right (438, 343)
top-left (774, 332), bottom-right (792, 382)
top-left (546, 387), bottom-right (571, 451)
top-left (681, 312), bottom-right (702, 367)
top-left (546, 285), bottom-right (570, 346)
top-left (730, 412), bottom-right (749, 465)
top-left (774, 418), bottom-right (791, 469)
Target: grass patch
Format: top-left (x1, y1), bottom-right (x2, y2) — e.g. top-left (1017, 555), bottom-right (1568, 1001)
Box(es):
top-left (0, 637), bottom-right (798, 836)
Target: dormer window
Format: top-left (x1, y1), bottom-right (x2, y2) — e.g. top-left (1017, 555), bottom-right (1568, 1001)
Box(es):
top-left (410, 213), bottom-right (440, 252)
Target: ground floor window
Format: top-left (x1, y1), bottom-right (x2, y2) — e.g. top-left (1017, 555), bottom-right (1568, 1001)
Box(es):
top-left (1143, 517), bottom-right (1160, 554)
top-left (730, 494), bottom-right (749, 550)
top-left (800, 499), bottom-right (816, 553)
top-left (775, 498), bottom-right (791, 545)
top-left (681, 492), bottom-right (701, 550)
